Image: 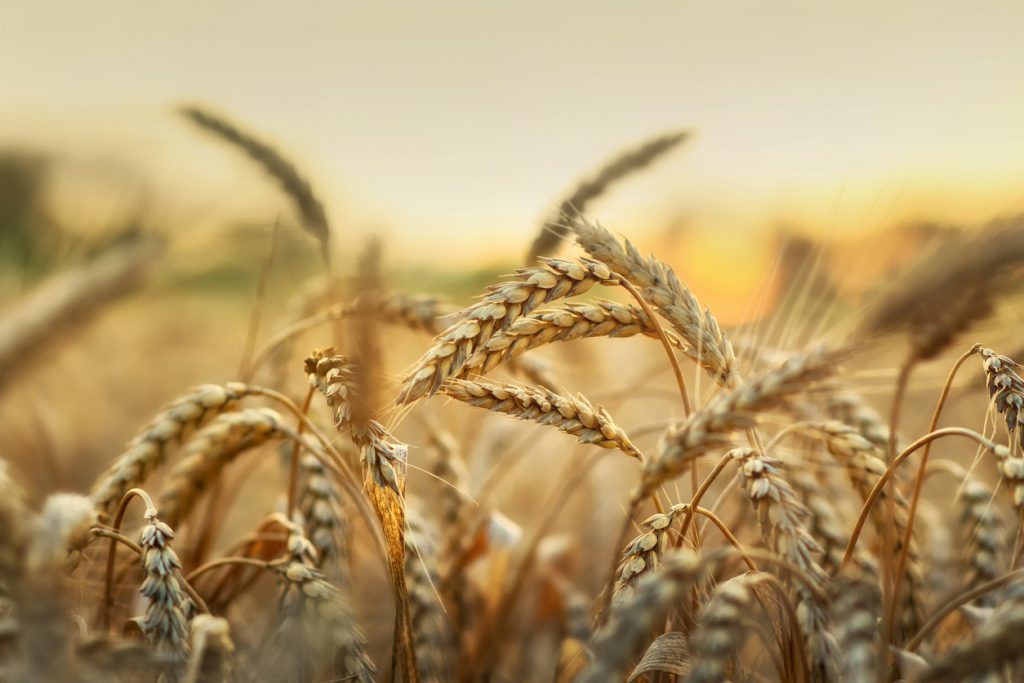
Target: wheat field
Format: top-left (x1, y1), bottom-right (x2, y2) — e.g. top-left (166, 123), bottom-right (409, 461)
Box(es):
top-left (1, 105), bottom-right (1024, 683)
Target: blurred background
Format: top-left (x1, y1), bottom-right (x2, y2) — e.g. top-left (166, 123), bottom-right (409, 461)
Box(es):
top-left (2, 0), bottom-right (1024, 492)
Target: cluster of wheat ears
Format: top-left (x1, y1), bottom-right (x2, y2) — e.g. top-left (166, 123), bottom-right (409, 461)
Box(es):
top-left (2, 107), bottom-right (1024, 683)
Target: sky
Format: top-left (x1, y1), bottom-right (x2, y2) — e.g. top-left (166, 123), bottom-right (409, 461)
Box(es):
top-left (3, 1), bottom-right (1024, 265)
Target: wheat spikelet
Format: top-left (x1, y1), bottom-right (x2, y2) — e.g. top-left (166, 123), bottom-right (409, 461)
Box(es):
top-left (829, 571), bottom-right (880, 683)
top-left (463, 300), bottom-right (679, 375)
top-left (397, 257), bottom-right (618, 403)
top-left (729, 447), bottom-right (835, 679)
top-left (136, 509), bottom-right (191, 663)
top-left (0, 236), bottom-right (162, 392)
top-left (570, 214), bottom-right (737, 387)
top-left (577, 549), bottom-right (718, 683)
top-left (526, 130), bottom-right (688, 262)
top-left (155, 408), bottom-right (293, 528)
top-left (639, 347), bottom-right (840, 496)
top-left (686, 574), bottom-right (760, 683)
top-left (442, 378), bottom-right (641, 459)
top-left (179, 106), bottom-right (331, 262)
top-left (185, 615), bottom-right (236, 683)
top-left (613, 503), bottom-right (688, 606)
top-left (90, 383), bottom-right (253, 516)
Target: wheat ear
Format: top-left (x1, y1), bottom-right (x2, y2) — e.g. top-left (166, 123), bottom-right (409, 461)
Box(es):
top-left (442, 378), bottom-right (642, 459)
top-left (729, 446), bottom-right (835, 679)
top-left (90, 383), bottom-right (253, 516)
top-left (830, 570), bottom-right (881, 683)
top-left (397, 257), bottom-right (619, 403)
top-left (179, 106), bottom-right (331, 262)
top-left (463, 300), bottom-right (680, 375)
top-left (577, 549), bottom-right (718, 683)
top-left (0, 237), bottom-right (162, 392)
top-left (526, 130), bottom-right (688, 262)
top-left (137, 508), bottom-right (191, 663)
top-left (155, 408), bottom-right (294, 528)
top-left (570, 214), bottom-right (737, 387)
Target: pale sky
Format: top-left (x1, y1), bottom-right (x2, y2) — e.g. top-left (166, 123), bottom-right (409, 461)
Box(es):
top-left (4, 1), bottom-right (1024, 263)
